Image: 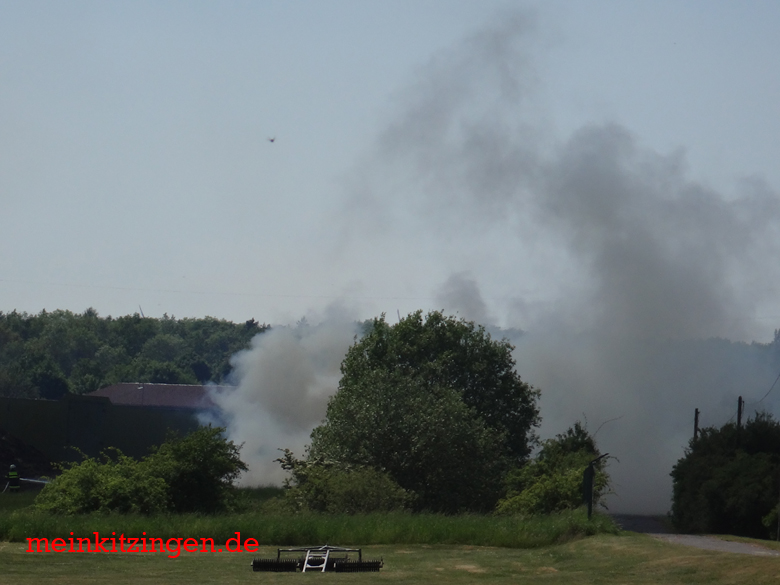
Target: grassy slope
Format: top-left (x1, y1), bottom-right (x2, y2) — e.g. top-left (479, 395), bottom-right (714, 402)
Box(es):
top-left (3, 534), bottom-right (780, 585)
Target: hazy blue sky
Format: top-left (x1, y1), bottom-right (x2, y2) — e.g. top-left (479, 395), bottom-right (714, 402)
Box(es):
top-left (2, 1), bottom-right (779, 338)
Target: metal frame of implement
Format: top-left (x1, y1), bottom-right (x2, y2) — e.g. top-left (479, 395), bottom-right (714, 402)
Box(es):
top-left (251, 544), bottom-right (383, 573)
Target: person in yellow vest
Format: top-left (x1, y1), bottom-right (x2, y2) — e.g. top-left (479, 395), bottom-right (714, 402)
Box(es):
top-left (6, 464), bottom-right (20, 493)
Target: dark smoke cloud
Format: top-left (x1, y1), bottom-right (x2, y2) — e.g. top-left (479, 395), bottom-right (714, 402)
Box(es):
top-left (347, 12), bottom-right (780, 512)
top-left (435, 272), bottom-right (493, 324)
top-left (539, 123), bottom-right (780, 341)
top-left (219, 12), bottom-right (780, 511)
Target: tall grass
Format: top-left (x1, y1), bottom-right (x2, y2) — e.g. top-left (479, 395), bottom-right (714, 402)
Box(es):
top-left (0, 507), bottom-right (617, 548)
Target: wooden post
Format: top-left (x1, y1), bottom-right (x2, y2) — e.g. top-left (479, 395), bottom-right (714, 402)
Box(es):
top-left (777, 479), bottom-right (780, 542)
top-left (583, 453), bottom-right (609, 520)
top-left (737, 396), bottom-right (743, 430)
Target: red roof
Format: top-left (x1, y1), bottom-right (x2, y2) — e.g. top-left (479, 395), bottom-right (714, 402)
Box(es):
top-left (88, 383), bottom-right (229, 409)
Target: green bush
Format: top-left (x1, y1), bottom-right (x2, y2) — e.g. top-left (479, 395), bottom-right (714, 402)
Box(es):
top-left (496, 422), bottom-right (610, 515)
top-left (496, 466), bottom-right (588, 515)
top-left (145, 426), bottom-right (247, 513)
top-left (275, 450), bottom-right (411, 514)
top-left (34, 427), bottom-right (246, 515)
top-left (34, 450), bottom-right (168, 515)
top-left (671, 412), bottom-right (780, 537)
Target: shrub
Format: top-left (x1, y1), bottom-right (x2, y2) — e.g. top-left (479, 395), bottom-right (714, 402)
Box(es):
top-left (34, 427), bottom-right (246, 515)
top-left (496, 422), bottom-right (610, 515)
top-left (275, 449), bottom-right (411, 514)
top-left (35, 450), bottom-right (168, 515)
top-left (145, 426), bottom-right (247, 513)
top-left (671, 412), bottom-right (780, 537)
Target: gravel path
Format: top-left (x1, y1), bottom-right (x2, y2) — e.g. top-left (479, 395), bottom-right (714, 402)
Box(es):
top-left (650, 534), bottom-right (780, 557)
top-left (611, 514), bottom-right (780, 557)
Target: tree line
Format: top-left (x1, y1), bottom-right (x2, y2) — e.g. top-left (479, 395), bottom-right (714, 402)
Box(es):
top-left (0, 309), bottom-right (267, 399)
top-left (28, 309), bottom-right (610, 517)
top-left (13, 305), bottom-right (780, 526)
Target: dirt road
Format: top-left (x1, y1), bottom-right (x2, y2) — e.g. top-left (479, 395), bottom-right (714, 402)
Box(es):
top-left (611, 514), bottom-right (780, 557)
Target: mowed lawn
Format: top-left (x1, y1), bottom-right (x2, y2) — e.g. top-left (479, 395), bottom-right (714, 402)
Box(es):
top-left (3, 533), bottom-right (779, 585)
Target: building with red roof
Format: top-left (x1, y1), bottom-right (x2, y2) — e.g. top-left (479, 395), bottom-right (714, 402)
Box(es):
top-left (87, 383), bottom-right (229, 410)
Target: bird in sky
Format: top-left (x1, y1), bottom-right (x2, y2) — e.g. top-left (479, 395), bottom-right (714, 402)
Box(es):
top-left (268, 137), bottom-right (276, 143)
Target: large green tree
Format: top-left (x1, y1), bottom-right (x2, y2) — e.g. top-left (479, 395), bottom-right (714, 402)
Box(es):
top-left (309, 310), bottom-right (540, 513)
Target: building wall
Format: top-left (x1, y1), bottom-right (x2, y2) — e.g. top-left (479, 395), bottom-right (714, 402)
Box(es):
top-left (0, 394), bottom-right (201, 465)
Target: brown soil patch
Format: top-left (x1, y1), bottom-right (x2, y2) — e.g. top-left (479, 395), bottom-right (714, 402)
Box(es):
top-left (455, 564), bottom-right (487, 573)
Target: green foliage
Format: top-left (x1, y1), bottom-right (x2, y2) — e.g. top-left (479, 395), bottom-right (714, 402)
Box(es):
top-left (274, 449), bottom-right (411, 514)
top-left (0, 507), bottom-right (618, 548)
top-left (0, 309), bottom-right (268, 397)
top-left (232, 486), bottom-right (286, 512)
top-left (145, 426), bottom-right (248, 514)
top-left (308, 311), bottom-right (540, 513)
top-left (34, 427), bottom-right (246, 515)
top-left (344, 311), bottom-right (540, 461)
top-left (671, 412), bottom-right (780, 538)
top-left (34, 450), bottom-right (168, 515)
top-left (496, 423), bottom-right (610, 515)
top-left (27, 360), bottom-right (70, 400)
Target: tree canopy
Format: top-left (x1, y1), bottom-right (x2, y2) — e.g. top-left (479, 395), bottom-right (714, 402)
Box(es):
top-left (308, 310), bottom-right (540, 513)
top-left (0, 309), bottom-right (267, 398)
top-left (671, 412), bottom-right (780, 538)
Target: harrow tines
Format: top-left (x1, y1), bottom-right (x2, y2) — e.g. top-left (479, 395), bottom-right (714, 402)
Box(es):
top-left (251, 558), bottom-right (300, 572)
top-left (333, 559), bottom-right (384, 573)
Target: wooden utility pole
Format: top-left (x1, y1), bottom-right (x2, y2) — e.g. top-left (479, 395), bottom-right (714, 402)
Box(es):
top-left (775, 466), bottom-right (780, 541)
top-left (583, 453), bottom-right (609, 520)
top-left (737, 396), bottom-right (744, 431)
top-left (694, 408), bottom-right (700, 443)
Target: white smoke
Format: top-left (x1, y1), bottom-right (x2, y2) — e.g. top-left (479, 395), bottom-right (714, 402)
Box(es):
top-left (210, 307), bottom-right (360, 485)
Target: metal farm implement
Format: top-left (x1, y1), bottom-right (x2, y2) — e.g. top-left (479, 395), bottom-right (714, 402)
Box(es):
top-left (252, 544), bottom-right (383, 573)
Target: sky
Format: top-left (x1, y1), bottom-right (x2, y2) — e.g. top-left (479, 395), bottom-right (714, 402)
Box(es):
top-left (3, 1), bottom-right (780, 512)
top-left (2, 0), bottom-right (779, 330)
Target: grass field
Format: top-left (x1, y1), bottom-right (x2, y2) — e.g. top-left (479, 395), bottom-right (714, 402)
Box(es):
top-left (0, 510), bottom-right (617, 547)
top-left (3, 533), bottom-right (780, 585)
top-left (0, 487), bottom-right (618, 548)
top-left (4, 491), bottom-right (779, 583)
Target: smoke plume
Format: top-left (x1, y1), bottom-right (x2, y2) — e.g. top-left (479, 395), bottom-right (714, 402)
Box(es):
top-left (435, 272), bottom-right (494, 325)
top-left (345, 12), bottom-right (780, 513)
top-left (210, 308), bottom-right (360, 485)
top-left (218, 12), bottom-right (780, 512)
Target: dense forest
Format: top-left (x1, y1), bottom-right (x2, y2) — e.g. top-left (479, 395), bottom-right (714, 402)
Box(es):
top-left (0, 309), bottom-right (268, 399)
